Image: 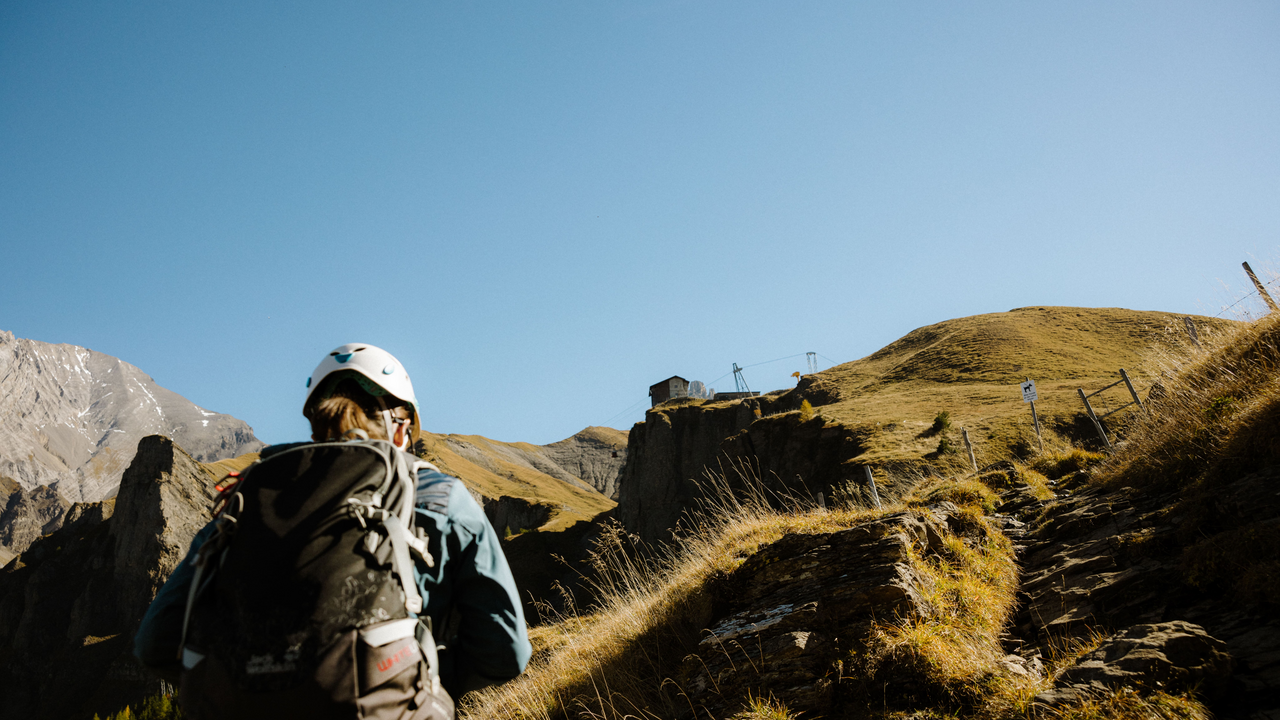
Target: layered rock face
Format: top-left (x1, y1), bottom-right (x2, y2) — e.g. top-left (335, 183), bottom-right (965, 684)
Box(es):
top-left (980, 462), bottom-right (1280, 716)
top-left (616, 398), bottom-right (871, 544)
top-left (0, 329), bottom-right (263, 503)
top-left (0, 435), bottom-right (216, 720)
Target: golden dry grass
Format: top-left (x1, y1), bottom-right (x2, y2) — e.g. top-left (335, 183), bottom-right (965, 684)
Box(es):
top-left (201, 451), bottom-right (260, 480)
top-left (726, 694), bottom-right (799, 720)
top-left (1045, 688), bottom-right (1210, 720)
top-left (417, 431), bottom-right (617, 532)
top-left (1026, 449), bottom-right (1107, 481)
top-left (853, 471), bottom-right (1023, 714)
top-left (1096, 310), bottom-right (1280, 492)
top-left (463, 460), bottom-right (1028, 720)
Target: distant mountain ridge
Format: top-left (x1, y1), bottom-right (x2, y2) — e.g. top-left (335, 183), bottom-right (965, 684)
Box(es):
top-left (0, 329), bottom-right (263, 504)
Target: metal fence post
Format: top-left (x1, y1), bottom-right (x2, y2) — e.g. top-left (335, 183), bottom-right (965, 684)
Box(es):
top-left (1030, 399), bottom-right (1044, 453)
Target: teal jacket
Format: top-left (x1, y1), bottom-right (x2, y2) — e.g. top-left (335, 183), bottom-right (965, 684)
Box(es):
top-left (134, 452), bottom-right (531, 699)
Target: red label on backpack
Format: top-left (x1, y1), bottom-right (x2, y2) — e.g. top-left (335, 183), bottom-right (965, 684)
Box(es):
top-left (360, 638), bottom-right (420, 689)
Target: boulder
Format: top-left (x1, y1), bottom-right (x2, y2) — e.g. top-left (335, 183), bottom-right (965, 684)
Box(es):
top-left (1037, 621), bottom-right (1233, 705)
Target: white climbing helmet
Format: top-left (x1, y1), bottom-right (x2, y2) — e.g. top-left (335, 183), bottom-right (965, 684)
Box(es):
top-left (304, 343), bottom-right (421, 446)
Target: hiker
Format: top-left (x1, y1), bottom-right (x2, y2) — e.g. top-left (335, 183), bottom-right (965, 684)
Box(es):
top-left (134, 343), bottom-right (531, 718)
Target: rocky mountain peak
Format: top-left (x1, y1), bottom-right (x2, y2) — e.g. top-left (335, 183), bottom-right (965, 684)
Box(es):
top-left (0, 330), bottom-right (263, 505)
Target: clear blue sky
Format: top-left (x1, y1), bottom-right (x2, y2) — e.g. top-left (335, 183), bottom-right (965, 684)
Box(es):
top-left (3, 1), bottom-right (1278, 446)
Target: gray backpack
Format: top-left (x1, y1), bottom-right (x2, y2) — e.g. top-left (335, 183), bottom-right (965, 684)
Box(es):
top-left (177, 440), bottom-right (453, 720)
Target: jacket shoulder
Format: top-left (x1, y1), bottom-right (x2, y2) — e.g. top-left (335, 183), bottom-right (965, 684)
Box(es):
top-left (415, 465), bottom-right (458, 514)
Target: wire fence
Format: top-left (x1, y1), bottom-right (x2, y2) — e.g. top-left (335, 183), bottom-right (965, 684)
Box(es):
top-left (1214, 271), bottom-right (1279, 319)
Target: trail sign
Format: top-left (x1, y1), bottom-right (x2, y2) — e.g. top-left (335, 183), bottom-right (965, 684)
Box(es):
top-left (1022, 378), bottom-right (1044, 453)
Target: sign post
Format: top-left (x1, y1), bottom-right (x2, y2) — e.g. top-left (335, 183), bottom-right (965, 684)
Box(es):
top-left (1020, 378), bottom-right (1044, 453)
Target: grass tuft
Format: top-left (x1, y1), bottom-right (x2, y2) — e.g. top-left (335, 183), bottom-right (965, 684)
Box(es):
top-left (1027, 449), bottom-right (1106, 481)
top-left (728, 693), bottom-right (799, 720)
top-left (1046, 687), bottom-right (1210, 720)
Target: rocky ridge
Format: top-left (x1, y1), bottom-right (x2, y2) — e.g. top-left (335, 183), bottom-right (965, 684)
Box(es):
top-left (0, 329), bottom-right (263, 504)
top-left (0, 435), bottom-right (217, 720)
top-left (553, 461), bottom-right (1280, 719)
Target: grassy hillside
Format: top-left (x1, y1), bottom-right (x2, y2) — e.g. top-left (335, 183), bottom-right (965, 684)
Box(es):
top-left (778, 307), bottom-right (1233, 465)
top-left (417, 429), bottom-right (620, 531)
top-left (201, 452), bottom-right (260, 478)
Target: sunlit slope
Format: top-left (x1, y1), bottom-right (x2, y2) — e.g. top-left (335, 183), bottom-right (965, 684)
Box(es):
top-left (417, 429), bottom-right (619, 532)
top-left (202, 452), bottom-right (260, 479)
top-left (792, 306), bottom-right (1238, 465)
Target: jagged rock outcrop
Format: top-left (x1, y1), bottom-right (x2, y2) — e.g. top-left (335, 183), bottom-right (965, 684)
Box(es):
top-left (0, 484), bottom-right (71, 554)
top-left (0, 328), bottom-right (263, 504)
top-left (0, 435), bottom-right (215, 720)
top-left (678, 510), bottom-right (949, 717)
top-left (484, 495), bottom-right (555, 535)
top-left (616, 399), bottom-right (872, 544)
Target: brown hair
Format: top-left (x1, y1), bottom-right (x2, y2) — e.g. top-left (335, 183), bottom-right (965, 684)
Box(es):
top-left (306, 378), bottom-right (408, 442)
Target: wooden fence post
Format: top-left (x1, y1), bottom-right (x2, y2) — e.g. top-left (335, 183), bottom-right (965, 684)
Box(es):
top-left (1078, 387), bottom-right (1113, 450)
top-left (961, 428), bottom-right (978, 471)
top-left (1183, 317), bottom-right (1201, 347)
top-left (1119, 368), bottom-right (1145, 414)
top-left (863, 466), bottom-right (882, 509)
top-left (1243, 261), bottom-right (1279, 313)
